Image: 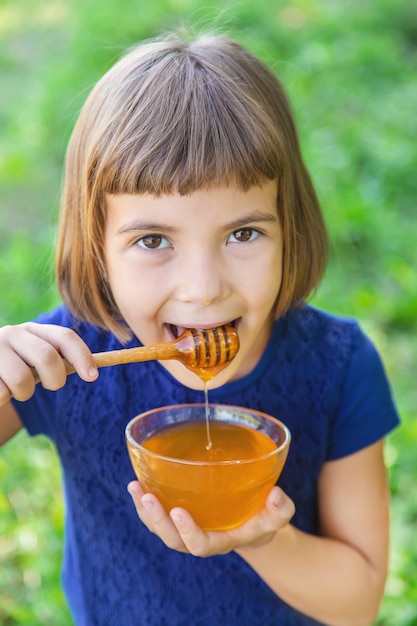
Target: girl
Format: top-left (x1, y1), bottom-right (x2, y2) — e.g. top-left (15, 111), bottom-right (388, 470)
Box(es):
top-left (0, 33), bottom-right (399, 625)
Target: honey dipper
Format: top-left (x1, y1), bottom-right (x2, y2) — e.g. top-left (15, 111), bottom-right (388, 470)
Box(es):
top-left (32, 325), bottom-right (239, 383)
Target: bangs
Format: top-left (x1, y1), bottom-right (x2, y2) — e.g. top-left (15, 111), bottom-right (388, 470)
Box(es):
top-left (85, 39), bottom-right (288, 196)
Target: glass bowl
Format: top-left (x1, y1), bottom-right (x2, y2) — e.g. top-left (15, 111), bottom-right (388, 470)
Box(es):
top-left (126, 403), bottom-right (290, 531)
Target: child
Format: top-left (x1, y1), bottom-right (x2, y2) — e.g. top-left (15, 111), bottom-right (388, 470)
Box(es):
top-left (0, 32), bottom-right (399, 625)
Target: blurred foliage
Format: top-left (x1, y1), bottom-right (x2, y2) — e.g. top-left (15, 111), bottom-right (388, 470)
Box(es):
top-left (0, 0), bottom-right (416, 624)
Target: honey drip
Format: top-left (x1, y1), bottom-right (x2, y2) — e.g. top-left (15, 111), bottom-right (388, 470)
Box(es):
top-left (204, 381), bottom-right (212, 451)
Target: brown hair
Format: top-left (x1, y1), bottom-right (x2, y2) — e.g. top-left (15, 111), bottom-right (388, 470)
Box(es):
top-left (56, 32), bottom-right (328, 341)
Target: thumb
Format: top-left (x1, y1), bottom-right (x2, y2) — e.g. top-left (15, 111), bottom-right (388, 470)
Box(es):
top-left (265, 487), bottom-right (295, 527)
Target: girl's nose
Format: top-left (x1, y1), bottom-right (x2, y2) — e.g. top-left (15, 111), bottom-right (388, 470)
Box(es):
top-left (176, 250), bottom-right (226, 307)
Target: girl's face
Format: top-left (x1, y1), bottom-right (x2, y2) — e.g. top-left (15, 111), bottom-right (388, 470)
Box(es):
top-left (104, 179), bottom-right (282, 389)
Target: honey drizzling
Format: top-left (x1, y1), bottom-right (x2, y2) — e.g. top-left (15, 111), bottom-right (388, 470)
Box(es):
top-left (203, 381), bottom-right (212, 451)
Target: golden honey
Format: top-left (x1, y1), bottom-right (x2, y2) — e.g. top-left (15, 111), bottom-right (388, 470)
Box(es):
top-left (132, 419), bottom-right (288, 530)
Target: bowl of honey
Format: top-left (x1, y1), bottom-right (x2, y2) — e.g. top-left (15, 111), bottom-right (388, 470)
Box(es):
top-left (126, 404), bottom-right (291, 531)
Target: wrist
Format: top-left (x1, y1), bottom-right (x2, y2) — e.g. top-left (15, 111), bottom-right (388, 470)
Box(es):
top-left (235, 521), bottom-right (296, 557)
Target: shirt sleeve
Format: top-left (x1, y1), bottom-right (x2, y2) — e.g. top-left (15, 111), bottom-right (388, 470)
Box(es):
top-left (13, 389), bottom-right (58, 438)
top-left (327, 323), bottom-right (400, 460)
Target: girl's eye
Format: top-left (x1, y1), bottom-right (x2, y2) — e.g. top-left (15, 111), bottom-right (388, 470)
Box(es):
top-left (227, 228), bottom-right (259, 243)
top-left (136, 234), bottom-right (171, 250)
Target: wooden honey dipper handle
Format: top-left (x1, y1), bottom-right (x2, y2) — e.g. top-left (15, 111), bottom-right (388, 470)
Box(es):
top-left (32, 325), bottom-right (239, 384)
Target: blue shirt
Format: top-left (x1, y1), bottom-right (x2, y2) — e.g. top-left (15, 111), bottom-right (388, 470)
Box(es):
top-left (13, 304), bottom-right (399, 625)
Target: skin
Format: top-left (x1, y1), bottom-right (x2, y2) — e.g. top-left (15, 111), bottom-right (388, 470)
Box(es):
top-left (0, 180), bottom-right (390, 625)
top-left (103, 180), bottom-right (283, 390)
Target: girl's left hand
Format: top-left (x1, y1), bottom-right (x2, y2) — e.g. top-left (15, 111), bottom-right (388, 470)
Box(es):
top-left (127, 480), bottom-right (295, 557)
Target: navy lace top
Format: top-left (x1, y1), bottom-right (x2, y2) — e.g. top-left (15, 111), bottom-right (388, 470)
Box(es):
top-left (13, 304), bottom-right (399, 626)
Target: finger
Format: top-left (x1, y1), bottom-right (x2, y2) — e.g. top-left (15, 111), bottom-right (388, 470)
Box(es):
top-left (240, 487), bottom-right (295, 534)
top-left (265, 486), bottom-right (296, 525)
top-left (169, 509), bottom-right (234, 557)
top-left (0, 378), bottom-right (12, 406)
top-left (127, 481), bottom-right (153, 527)
top-left (0, 346), bottom-right (37, 401)
top-left (0, 323), bottom-right (97, 396)
top-left (127, 482), bottom-right (188, 552)
top-left (232, 487), bottom-right (295, 549)
top-left (21, 323), bottom-right (98, 383)
top-left (141, 496), bottom-right (188, 552)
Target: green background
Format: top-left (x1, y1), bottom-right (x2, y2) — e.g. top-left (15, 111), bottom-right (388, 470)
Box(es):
top-left (1, 0), bottom-right (416, 623)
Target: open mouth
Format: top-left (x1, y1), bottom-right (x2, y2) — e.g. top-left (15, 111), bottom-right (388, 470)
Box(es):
top-left (168, 319), bottom-right (239, 339)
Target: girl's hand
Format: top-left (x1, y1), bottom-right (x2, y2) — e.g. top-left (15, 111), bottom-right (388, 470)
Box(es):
top-left (127, 480), bottom-right (295, 556)
top-left (0, 322), bottom-right (98, 405)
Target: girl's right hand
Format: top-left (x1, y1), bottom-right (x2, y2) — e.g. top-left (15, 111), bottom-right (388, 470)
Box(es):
top-left (0, 322), bottom-right (98, 405)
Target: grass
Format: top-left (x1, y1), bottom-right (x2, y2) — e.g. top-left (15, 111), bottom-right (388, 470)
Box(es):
top-left (0, 0), bottom-right (416, 623)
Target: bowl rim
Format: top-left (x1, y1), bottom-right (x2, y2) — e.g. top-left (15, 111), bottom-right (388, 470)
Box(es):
top-left (125, 403), bottom-right (291, 466)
